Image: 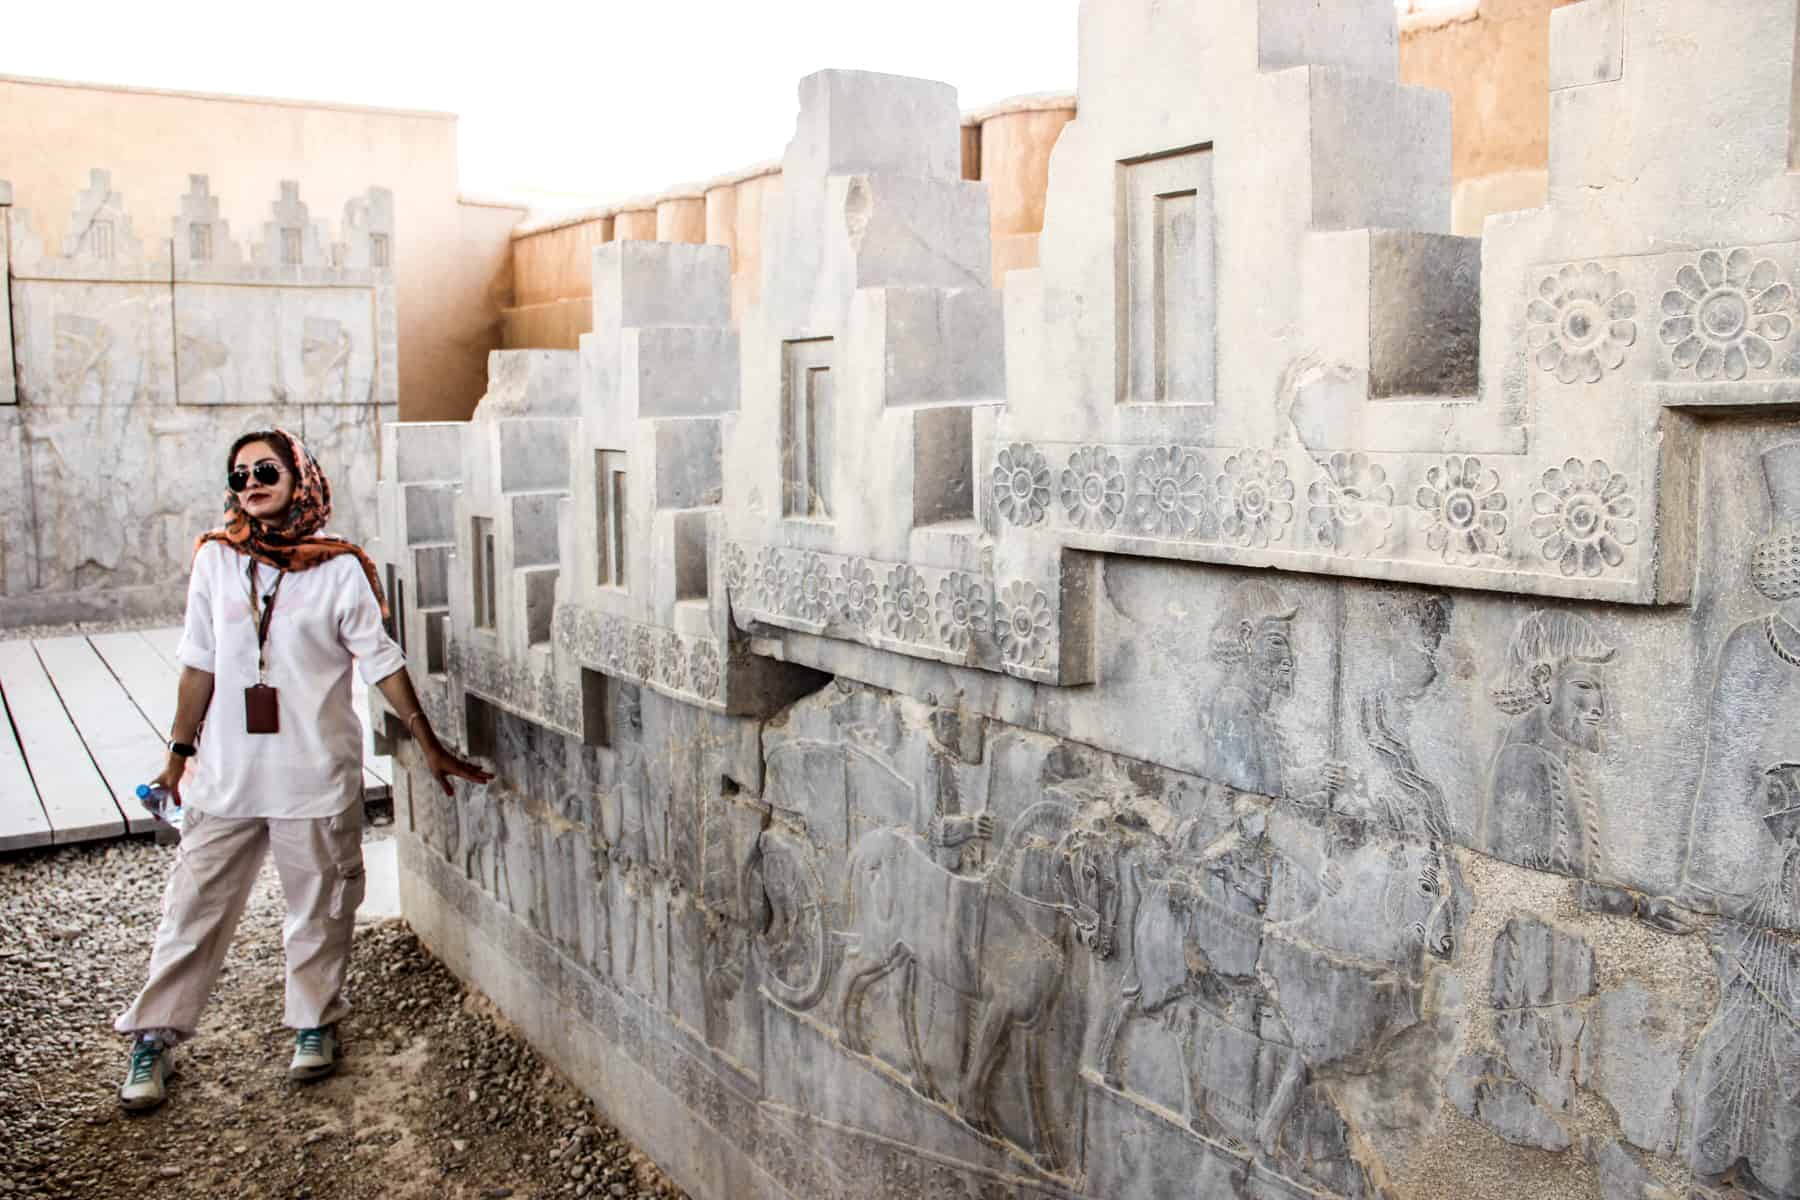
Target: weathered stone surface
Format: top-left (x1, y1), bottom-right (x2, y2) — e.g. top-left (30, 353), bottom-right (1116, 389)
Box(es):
top-left (1577, 984), bottom-right (1692, 1153)
top-left (1489, 916), bottom-right (1595, 1112)
top-left (378, 3), bottom-right (1800, 1198)
top-left (1445, 1053), bottom-right (1571, 1152)
top-left (1583, 1136), bottom-right (1677, 1200)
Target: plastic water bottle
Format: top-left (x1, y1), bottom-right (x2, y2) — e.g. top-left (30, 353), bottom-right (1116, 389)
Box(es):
top-left (135, 784), bottom-right (184, 831)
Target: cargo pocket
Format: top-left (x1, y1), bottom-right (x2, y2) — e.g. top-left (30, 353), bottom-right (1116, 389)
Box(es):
top-left (325, 809), bottom-right (367, 921)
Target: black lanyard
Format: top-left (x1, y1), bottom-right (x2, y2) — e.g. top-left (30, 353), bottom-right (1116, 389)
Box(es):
top-left (247, 558), bottom-right (287, 683)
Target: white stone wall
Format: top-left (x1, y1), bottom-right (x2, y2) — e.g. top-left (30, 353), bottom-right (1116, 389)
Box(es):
top-left (0, 171), bottom-right (397, 627)
top-left (379, 4), bottom-right (1800, 1199)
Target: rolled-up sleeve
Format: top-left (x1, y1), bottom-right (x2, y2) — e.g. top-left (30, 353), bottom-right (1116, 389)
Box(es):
top-left (337, 561), bottom-right (407, 686)
top-left (175, 545), bottom-right (217, 673)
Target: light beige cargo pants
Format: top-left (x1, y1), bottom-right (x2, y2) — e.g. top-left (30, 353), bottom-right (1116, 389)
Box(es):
top-left (114, 806), bottom-right (366, 1043)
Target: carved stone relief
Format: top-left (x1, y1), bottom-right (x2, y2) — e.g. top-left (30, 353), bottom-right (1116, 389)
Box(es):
top-left (375, 5), bottom-right (1800, 1197)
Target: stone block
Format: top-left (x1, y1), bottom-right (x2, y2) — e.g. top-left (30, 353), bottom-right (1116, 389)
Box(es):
top-left (652, 419), bottom-right (722, 510)
top-left (784, 69), bottom-right (962, 185)
top-left (876, 287), bottom-right (1004, 409)
top-left (498, 419), bottom-right (572, 493)
top-left (509, 492), bottom-right (562, 567)
top-left (627, 327), bottom-right (739, 418)
top-left (593, 240), bottom-right (731, 334)
top-left (402, 483), bottom-right (456, 546)
top-left (1307, 69), bottom-right (1450, 234)
top-left (1368, 231), bottom-right (1480, 398)
top-left (1549, 0), bottom-right (1625, 91)
top-left (394, 423), bottom-right (465, 483)
top-left (1256, 0), bottom-right (1397, 78)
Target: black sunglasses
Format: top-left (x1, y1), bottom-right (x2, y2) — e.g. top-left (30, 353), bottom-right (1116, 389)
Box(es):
top-left (228, 462), bottom-right (286, 493)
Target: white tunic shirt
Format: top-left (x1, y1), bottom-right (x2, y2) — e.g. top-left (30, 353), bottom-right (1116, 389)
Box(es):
top-left (175, 540), bottom-right (406, 820)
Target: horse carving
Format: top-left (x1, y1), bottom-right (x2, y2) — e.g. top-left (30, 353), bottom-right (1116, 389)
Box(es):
top-left (1095, 828), bottom-right (1459, 1153)
top-left (839, 800), bottom-right (1120, 1173)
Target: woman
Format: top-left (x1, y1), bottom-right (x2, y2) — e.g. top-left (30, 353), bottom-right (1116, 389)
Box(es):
top-left (115, 429), bottom-right (490, 1111)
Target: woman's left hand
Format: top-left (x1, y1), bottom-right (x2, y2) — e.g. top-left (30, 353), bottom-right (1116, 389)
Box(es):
top-left (424, 744), bottom-right (494, 796)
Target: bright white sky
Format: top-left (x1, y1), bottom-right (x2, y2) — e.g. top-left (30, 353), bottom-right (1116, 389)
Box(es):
top-left (5, 0), bottom-right (1082, 211)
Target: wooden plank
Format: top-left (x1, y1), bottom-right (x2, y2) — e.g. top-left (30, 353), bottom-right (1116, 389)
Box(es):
top-left (34, 637), bottom-right (164, 836)
top-left (140, 626), bottom-right (186, 673)
top-left (89, 631), bottom-right (181, 740)
top-left (0, 641), bottom-right (126, 842)
top-left (0, 679), bottom-right (53, 852)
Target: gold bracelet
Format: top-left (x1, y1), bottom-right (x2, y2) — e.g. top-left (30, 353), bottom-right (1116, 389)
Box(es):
top-left (400, 710), bottom-right (428, 734)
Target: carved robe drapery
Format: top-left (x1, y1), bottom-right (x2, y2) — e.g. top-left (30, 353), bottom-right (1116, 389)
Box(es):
top-left (1484, 736), bottom-right (1602, 879)
top-left (1688, 850), bottom-right (1800, 1195)
top-left (1685, 616), bottom-right (1800, 922)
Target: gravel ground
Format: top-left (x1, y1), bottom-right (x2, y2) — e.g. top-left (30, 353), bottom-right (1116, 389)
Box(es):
top-left (0, 833), bottom-right (690, 1200)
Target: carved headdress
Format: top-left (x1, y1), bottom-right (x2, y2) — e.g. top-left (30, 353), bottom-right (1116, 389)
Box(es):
top-left (1490, 611), bottom-right (1615, 715)
top-left (1209, 579), bottom-right (1298, 666)
top-left (1750, 441), bottom-right (1800, 602)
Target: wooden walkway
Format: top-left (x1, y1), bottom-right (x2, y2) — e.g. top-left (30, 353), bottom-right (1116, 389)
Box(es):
top-left (0, 627), bottom-right (392, 851)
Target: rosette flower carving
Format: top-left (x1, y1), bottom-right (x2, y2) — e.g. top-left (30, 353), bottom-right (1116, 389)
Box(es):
top-left (880, 564), bottom-right (932, 642)
top-left (632, 627), bottom-right (657, 679)
top-left (751, 547), bottom-right (786, 612)
top-left (1217, 451), bottom-right (1295, 548)
top-left (1527, 263), bottom-right (1637, 384)
top-left (1416, 456), bottom-right (1508, 562)
top-left (688, 640), bottom-right (721, 699)
top-left (659, 631), bottom-right (686, 687)
top-left (1059, 445), bottom-right (1126, 532)
top-left (992, 443), bottom-right (1051, 528)
top-left (933, 571), bottom-right (989, 653)
top-left (1128, 445), bottom-right (1213, 539)
top-left (1660, 248), bottom-right (1794, 380)
top-left (834, 558), bottom-right (878, 630)
top-left (995, 582), bottom-right (1053, 668)
top-left (789, 553), bottom-right (832, 622)
top-left (1530, 458), bottom-right (1638, 578)
top-left (1306, 451), bottom-right (1394, 555)
top-left (722, 543), bottom-right (748, 595)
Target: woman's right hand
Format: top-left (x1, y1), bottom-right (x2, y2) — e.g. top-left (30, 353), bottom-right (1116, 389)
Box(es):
top-left (151, 756), bottom-right (186, 806)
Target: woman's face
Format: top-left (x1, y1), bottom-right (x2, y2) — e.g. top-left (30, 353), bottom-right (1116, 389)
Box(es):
top-left (232, 440), bottom-right (296, 524)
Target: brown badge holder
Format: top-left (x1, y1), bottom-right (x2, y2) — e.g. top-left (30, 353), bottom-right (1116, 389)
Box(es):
top-left (246, 562), bottom-right (286, 736)
top-left (246, 683), bottom-right (280, 734)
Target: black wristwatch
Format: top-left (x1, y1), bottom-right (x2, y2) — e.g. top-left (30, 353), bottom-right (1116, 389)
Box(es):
top-left (167, 740), bottom-right (197, 758)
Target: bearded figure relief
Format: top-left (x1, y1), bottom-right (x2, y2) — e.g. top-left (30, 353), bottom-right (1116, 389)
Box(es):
top-left (1198, 580), bottom-right (1345, 805)
top-left (1480, 610), bottom-right (1615, 879)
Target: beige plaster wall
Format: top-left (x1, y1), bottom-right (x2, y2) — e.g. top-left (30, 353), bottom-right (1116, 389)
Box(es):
top-left (0, 74), bottom-right (524, 422)
top-left (501, 94), bottom-right (1076, 350)
top-left (1398, 0), bottom-right (1588, 234)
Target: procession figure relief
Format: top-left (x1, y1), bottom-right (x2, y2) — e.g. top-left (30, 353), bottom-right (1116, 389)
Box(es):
top-left (1199, 580), bottom-right (1345, 805)
top-left (1350, 590), bottom-right (1456, 843)
top-left (1683, 442), bottom-right (1800, 1198)
top-left (1685, 442), bottom-right (1800, 919)
top-left (1481, 610), bottom-right (1616, 879)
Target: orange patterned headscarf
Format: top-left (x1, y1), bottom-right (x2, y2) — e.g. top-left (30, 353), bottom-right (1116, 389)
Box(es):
top-left (193, 428), bottom-right (389, 618)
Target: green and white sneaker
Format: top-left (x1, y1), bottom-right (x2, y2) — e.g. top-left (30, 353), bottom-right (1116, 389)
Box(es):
top-left (119, 1035), bottom-right (172, 1112)
top-left (288, 1025), bottom-right (337, 1081)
